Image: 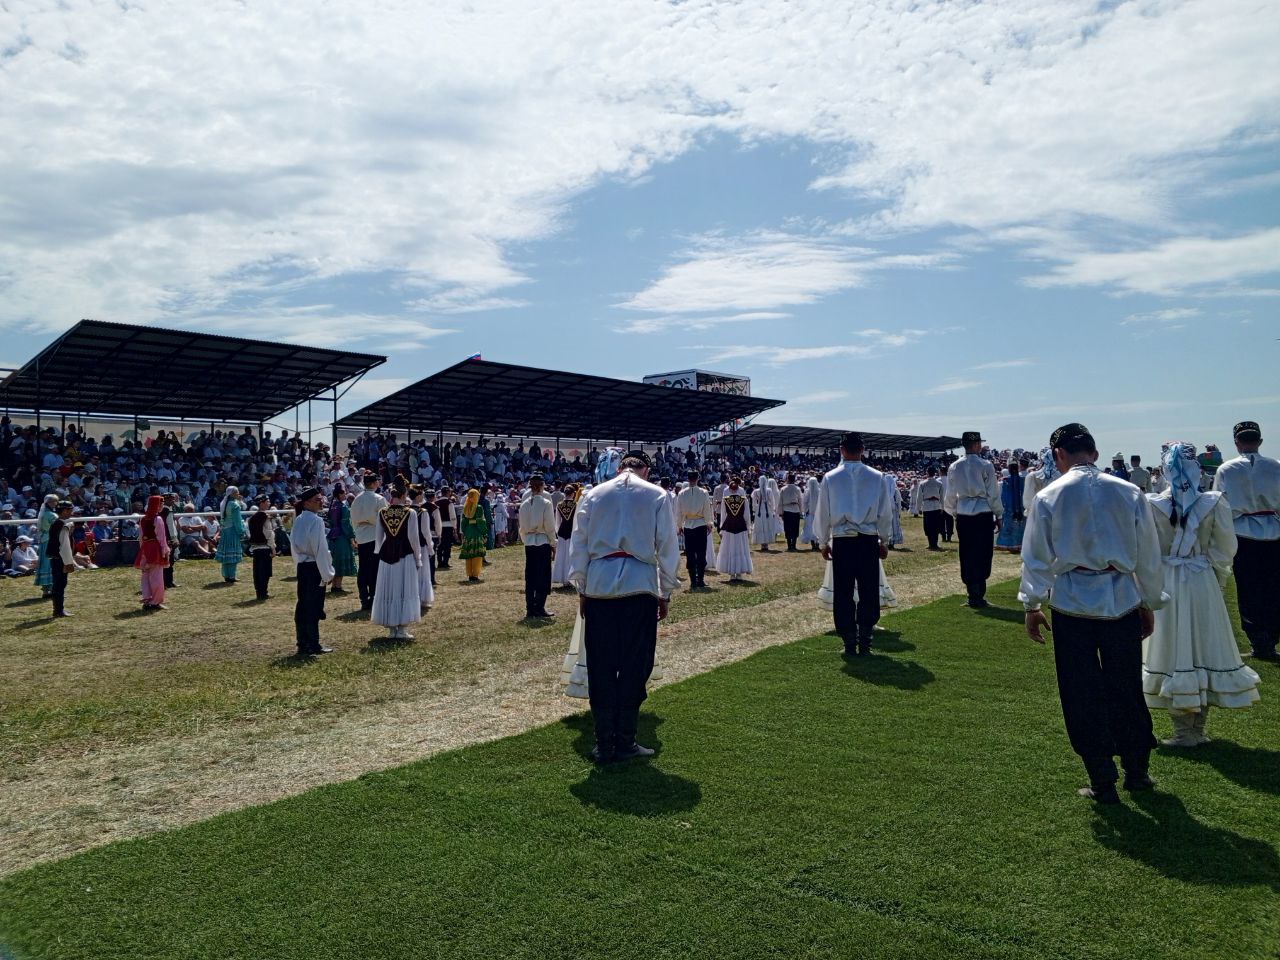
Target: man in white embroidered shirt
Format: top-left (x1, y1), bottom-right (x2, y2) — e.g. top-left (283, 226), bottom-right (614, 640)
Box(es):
top-left (1019, 423), bottom-right (1167, 805)
top-left (567, 449), bottom-right (680, 764)
top-left (945, 430), bottom-right (1002, 608)
top-left (675, 470), bottom-right (715, 590)
top-left (1212, 420), bottom-right (1280, 660)
top-left (814, 432), bottom-right (894, 657)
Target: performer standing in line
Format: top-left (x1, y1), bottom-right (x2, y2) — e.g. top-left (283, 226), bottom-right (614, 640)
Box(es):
top-left (751, 477), bottom-right (776, 552)
top-left (779, 473), bottom-right (803, 552)
top-left (913, 466), bottom-right (946, 551)
top-left (945, 431), bottom-right (1002, 608)
top-left (423, 489), bottom-right (442, 586)
top-left (814, 432), bottom-right (894, 657)
top-left (882, 472), bottom-right (904, 549)
top-left (717, 475), bottom-right (754, 581)
top-left (290, 487), bottom-right (334, 657)
top-left (410, 485), bottom-right (435, 612)
top-left (161, 492), bottom-right (180, 589)
top-left (1143, 443), bottom-right (1259, 746)
top-left (457, 488), bottom-right (488, 582)
top-left (371, 477), bottom-right (422, 641)
top-left (676, 470), bottom-right (715, 589)
top-left (1212, 420), bottom-right (1280, 660)
top-left (995, 461), bottom-right (1027, 553)
top-left (567, 449), bottom-right (680, 764)
top-left (245, 493), bottom-right (277, 601)
top-left (215, 486), bottom-right (247, 583)
top-left (552, 483), bottom-right (580, 588)
top-left (436, 489), bottom-right (457, 571)
top-left (1022, 446), bottom-right (1060, 514)
top-left (326, 484), bottom-right (357, 594)
top-left (34, 493), bottom-right (58, 599)
top-left (519, 474), bottom-right (557, 618)
top-left (1020, 423), bottom-right (1167, 805)
top-left (349, 471), bottom-right (387, 611)
top-left (47, 500), bottom-right (75, 618)
top-left (802, 473), bottom-right (822, 550)
top-left (135, 495), bottom-right (169, 611)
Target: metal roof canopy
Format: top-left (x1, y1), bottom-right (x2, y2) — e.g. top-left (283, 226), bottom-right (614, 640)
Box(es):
top-left (705, 423), bottom-right (962, 452)
top-left (334, 358), bottom-right (785, 443)
top-left (0, 319), bottom-right (386, 423)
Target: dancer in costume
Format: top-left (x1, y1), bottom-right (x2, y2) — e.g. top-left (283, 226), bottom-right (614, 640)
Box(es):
top-left (245, 493), bottom-right (276, 601)
top-left (33, 493), bottom-right (58, 599)
top-left (519, 474), bottom-right (556, 618)
top-left (945, 431), bottom-right (1002, 608)
top-left (913, 467), bottom-right (946, 550)
top-left (47, 500), bottom-right (76, 618)
top-left (676, 471), bottom-right (714, 589)
top-left (215, 486), bottom-right (247, 583)
top-left (883, 473), bottom-right (904, 548)
top-left (717, 476), bottom-right (754, 580)
top-left (817, 558), bottom-right (897, 611)
top-left (290, 487), bottom-right (334, 656)
top-left (996, 462), bottom-right (1027, 552)
top-left (1145, 443), bottom-right (1259, 746)
top-left (801, 474), bottom-right (822, 550)
top-left (371, 477), bottom-right (422, 641)
top-left (135, 495), bottom-right (170, 611)
top-left (326, 483), bottom-right (357, 593)
top-left (411, 485), bottom-right (435, 611)
top-left (551, 482), bottom-right (580, 587)
top-left (1023, 446), bottom-right (1060, 513)
top-left (751, 477), bottom-right (777, 552)
top-left (457, 487), bottom-right (488, 582)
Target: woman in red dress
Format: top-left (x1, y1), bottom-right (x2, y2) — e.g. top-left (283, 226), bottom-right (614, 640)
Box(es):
top-left (135, 495), bottom-right (170, 611)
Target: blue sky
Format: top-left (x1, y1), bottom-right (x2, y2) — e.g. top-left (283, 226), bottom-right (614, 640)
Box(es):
top-left (1, 0), bottom-right (1277, 457)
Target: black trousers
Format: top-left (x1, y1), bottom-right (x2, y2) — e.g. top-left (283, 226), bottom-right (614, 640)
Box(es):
top-left (437, 528), bottom-right (454, 569)
top-left (830, 534), bottom-right (881, 648)
top-left (782, 511), bottom-right (801, 549)
top-left (524, 543), bottom-right (552, 615)
top-left (955, 512), bottom-right (995, 601)
top-left (294, 561), bottom-right (326, 653)
top-left (584, 593), bottom-right (658, 752)
top-left (1233, 536), bottom-right (1280, 653)
top-left (357, 540), bottom-right (379, 606)
top-left (1051, 609), bottom-right (1154, 785)
top-left (252, 548), bottom-right (273, 599)
top-left (683, 526), bottom-right (708, 586)
top-left (51, 562), bottom-right (68, 616)
top-left (164, 543), bottom-right (177, 588)
top-left (942, 511), bottom-right (954, 541)
top-left (922, 510), bottom-right (944, 549)
top-left (428, 551), bottom-right (437, 585)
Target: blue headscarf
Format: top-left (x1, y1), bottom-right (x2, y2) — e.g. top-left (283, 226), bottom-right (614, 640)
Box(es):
top-left (594, 447), bottom-right (623, 485)
top-left (1161, 441), bottom-right (1200, 527)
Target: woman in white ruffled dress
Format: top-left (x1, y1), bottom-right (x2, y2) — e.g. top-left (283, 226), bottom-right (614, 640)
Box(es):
top-left (1142, 442), bottom-right (1260, 746)
top-left (371, 478), bottom-right (423, 640)
top-left (551, 483), bottom-right (579, 587)
top-left (717, 477), bottom-right (754, 579)
top-left (751, 477), bottom-right (777, 551)
top-left (411, 486), bottom-right (435, 612)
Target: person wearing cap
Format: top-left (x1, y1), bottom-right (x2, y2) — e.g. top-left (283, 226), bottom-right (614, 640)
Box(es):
top-left (814, 432), bottom-right (894, 657)
top-left (567, 449), bottom-right (680, 763)
top-left (518, 474), bottom-right (557, 618)
top-left (161, 493), bottom-right (180, 589)
top-left (676, 471), bottom-right (715, 589)
top-left (945, 431), bottom-right (1002, 608)
top-left (778, 472), bottom-right (803, 552)
top-left (551, 482), bottom-right (581, 588)
top-left (349, 471), bottom-right (388, 611)
top-left (6, 535), bottom-right (38, 577)
top-left (1019, 423), bottom-right (1167, 804)
top-left (47, 500), bottom-right (76, 618)
top-left (245, 493), bottom-right (277, 601)
top-left (290, 487), bottom-right (334, 657)
top-left (371, 476), bottom-right (423, 641)
top-left (912, 466), bottom-right (946, 551)
top-left (1110, 453), bottom-right (1130, 482)
top-left (1212, 420), bottom-right (1280, 660)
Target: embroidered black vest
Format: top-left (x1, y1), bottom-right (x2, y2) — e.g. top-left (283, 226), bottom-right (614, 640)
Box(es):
top-left (377, 505), bottom-right (416, 564)
top-left (556, 499), bottom-right (576, 540)
top-left (721, 493), bottom-right (749, 534)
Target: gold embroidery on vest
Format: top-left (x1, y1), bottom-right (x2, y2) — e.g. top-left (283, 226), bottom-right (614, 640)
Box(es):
top-left (381, 505), bottom-right (410, 538)
top-left (724, 495), bottom-right (745, 517)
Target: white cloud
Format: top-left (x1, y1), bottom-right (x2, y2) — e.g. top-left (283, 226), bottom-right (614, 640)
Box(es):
top-left (971, 358), bottom-right (1035, 370)
top-left (695, 329), bottom-right (922, 365)
top-left (1028, 230), bottom-right (1280, 296)
top-left (0, 0), bottom-right (1276, 332)
top-left (927, 378), bottom-right (984, 395)
top-left (188, 308), bottom-right (458, 350)
top-left (614, 311), bottom-right (789, 335)
top-left (788, 390), bottom-right (850, 405)
top-left (343, 377), bottom-right (413, 401)
top-left (1120, 307), bottom-right (1201, 328)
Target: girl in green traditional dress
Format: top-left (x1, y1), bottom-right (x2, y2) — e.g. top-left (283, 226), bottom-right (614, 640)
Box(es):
top-left (458, 487), bottom-right (488, 582)
top-left (327, 484), bottom-right (357, 593)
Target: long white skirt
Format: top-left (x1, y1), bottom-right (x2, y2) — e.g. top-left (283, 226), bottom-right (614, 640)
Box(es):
top-left (372, 556), bottom-right (422, 627)
top-left (817, 559), bottom-right (898, 611)
top-left (801, 512), bottom-right (818, 545)
top-left (752, 513), bottom-right (775, 546)
top-left (717, 530), bottom-right (754, 576)
top-left (552, 536), bottom-right (572, 586)
top-left (1142, 558), bottom-right (1260, 711)
top-left (418, 558), bottom-right (435, 609)
top-left (560, 612), bottom-right (662, 699)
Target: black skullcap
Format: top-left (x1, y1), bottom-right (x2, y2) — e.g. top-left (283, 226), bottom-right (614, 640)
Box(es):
top-left (1050, 423), bottom-right (1092, 449)
top-left (296, 486), bottom-right (322, 504)
top-left (1234, 421), bottom-right (1262, 441)
top-left (840, 432), bottom-right (864, 451)
top-left (623, 449), bottom-right (654, 468)
top-left (962, 430), bottom-right (983, 444)
top-left (56, 500), bottom-right (74, 511)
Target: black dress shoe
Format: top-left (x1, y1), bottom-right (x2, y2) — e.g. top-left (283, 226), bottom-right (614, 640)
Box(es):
top-left (1077, 784), bottom-right (1121, 804)
top-left (537, 610), bottom-right (557, 618)
top-left (313, 645), bottom-right (335, 655)
top-left (614, 742), bottom-right (655, 760)
top-left (54, 611), bottom-right (72, 618)
top-left (589, 745), bottom-right (616, 765)
top-left (1123, 773), bottom-right (1156, 792)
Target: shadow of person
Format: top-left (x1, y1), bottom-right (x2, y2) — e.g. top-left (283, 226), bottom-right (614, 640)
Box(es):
top-left (1170, 741), bottom-right (1280, 796)
top-left (202, 581), bottom-right (235, 590)
top-left (563, 711), bottom-right (666, 761)
top-left (269, 653), bottom-right (315, 669)
top-left (336, 609), bottom-right (371, 622)
top-left (973, 605), bottom-right (1026, 624)
top-left (725, 578), bottom-right (759, 587)
top-left (4, 596), bottom-right (48, 608)
top-left (868, 629), bottom-right (916, 653)
top-left (841, 654), bottom-right (935, 690)
top-left (363, 635), bottom-right (415, 653)
top-left (234, 598), bottom-right (269, 608)
top-left (1093, 792), bottom-right (1280, 891)
top-left (571, 762), bottom-right (702, 816)
top-left (112, 608), bottom-right (152, 620)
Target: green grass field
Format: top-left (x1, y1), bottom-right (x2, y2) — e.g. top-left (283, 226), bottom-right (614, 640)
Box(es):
top-left (2, 579), bottom-right (1276, 960)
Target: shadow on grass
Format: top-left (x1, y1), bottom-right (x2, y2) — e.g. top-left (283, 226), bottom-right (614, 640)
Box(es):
top-left (518, 616), bottom-right (558, 629)
top-left (868, 629), bottom-right (915, 653)
top-left (113, 608), bottom-right (152, 620)
top-left (724, 578), bottom-right (759, 587)
top-left (1094, 792), bottom-right (1280, 891)
top-left (362, 636), bottom-right (415, 653)
top-left (841, 654), bottom-right (935, 690)
top-left (563, 714), bottom-right (702, 816)
top-left (973, 605), bottom-right (1025, 624)
top-left (234, 598), bottom-right (269, 608)
top-left (202, 581), bottom-right (236, 590)
top-left (1169, 741), bottom-right (1280, 796)
top-left (4, 596), bottom-right (48, 608)
top-left (14, 617), bottom-right (55, 630)
top-left (270, 653), bottom-right (317, 669)
top-left (336, 609), bottom-right (371, 622)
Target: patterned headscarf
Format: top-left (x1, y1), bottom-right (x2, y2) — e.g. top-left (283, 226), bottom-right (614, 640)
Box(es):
top-left (594, 447), bottom-right (623, 485)
top-left (1035, 447), bottom-right (1059, 484)
top-left (1162, 441), bottom-right (1200, 526)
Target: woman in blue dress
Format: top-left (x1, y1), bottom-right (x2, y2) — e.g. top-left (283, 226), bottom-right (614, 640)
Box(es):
top-left (996, 462), bottom-right (1026, 552)
top-left (215, 486), bottom-right (247, 582)
top-left (33, 494), bottom-right (58, 598)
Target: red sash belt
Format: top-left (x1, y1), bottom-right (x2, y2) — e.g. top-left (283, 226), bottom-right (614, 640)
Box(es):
top-left (1244, 510), bottom-right (1277, 517)
top-left (603, 551), bottom-right (634, 560)
top-left (1073, 565), bottom-right (1119, 572)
